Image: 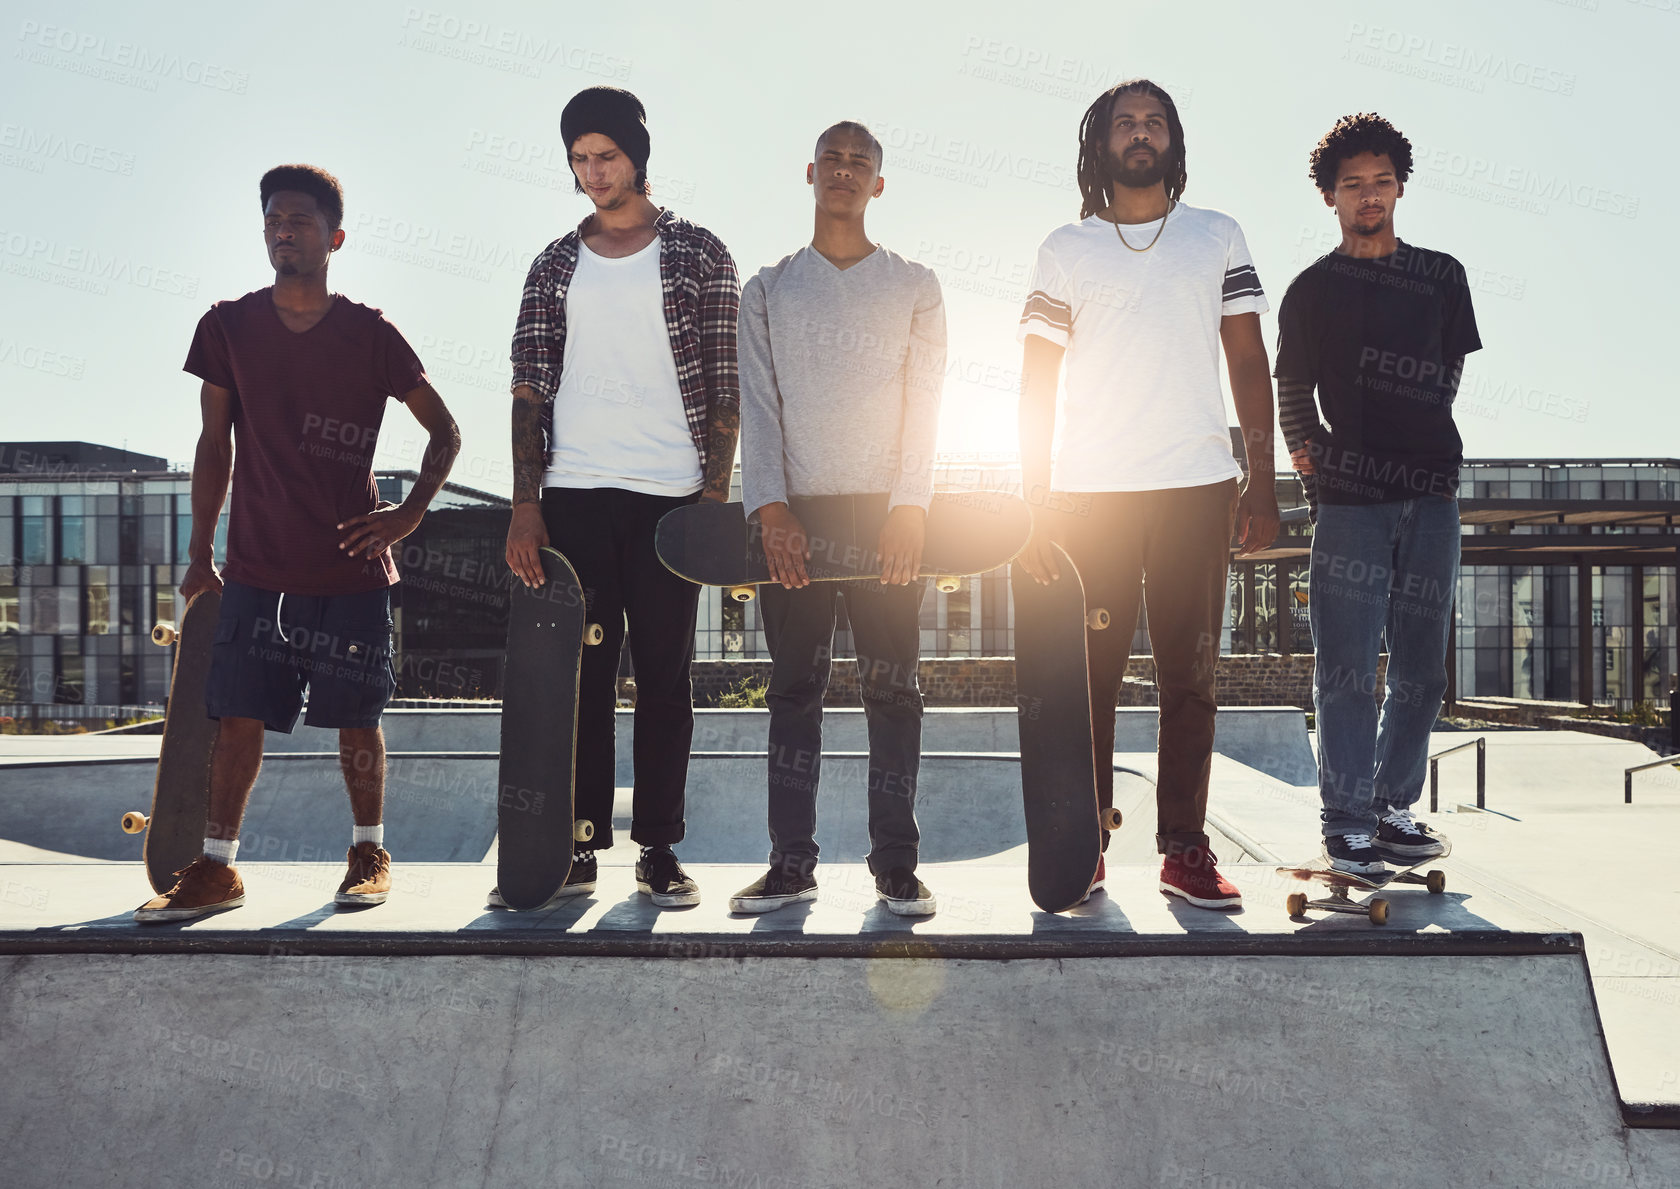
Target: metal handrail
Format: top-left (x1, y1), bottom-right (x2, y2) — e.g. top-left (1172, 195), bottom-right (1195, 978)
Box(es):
top-left (1429, 737), bottom-right (1485, 813)
top-left (1625, 754), bottom-right (1680, 804)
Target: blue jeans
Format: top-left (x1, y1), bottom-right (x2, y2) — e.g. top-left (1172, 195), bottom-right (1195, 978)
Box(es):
top-left (1309, 497), bottom-right (1460, 836)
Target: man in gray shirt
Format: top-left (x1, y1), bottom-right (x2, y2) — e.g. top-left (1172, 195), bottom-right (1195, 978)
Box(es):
top-left (728, 121), bottom-right (946, 917)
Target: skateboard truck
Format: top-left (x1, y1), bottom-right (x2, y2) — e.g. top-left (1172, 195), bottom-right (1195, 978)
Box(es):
top-left (121, 812), bottom-right (149, 834)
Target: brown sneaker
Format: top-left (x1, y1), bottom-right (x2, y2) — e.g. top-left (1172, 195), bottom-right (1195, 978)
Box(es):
top-left (134, 857), bottom-right (245, 924)
top-left (335, 841), bottom-right (392, 906)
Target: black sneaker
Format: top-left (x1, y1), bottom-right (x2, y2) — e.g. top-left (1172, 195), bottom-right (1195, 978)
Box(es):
top-left (636, 845), bottom-right (700, 907)
top-left (728, 865), bottom-right (817, 914)
top-left (1375, 808), bottom-right (1445, 860)
top-left (486, 850), bottom-right (597, 909)
top-left (1323, 832), bottom-right (1389, 877)
top-left (875, 867), bottom-right (937, 917)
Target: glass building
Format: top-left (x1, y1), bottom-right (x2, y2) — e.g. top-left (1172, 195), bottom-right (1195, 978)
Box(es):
top-left (3, 443), bottom-right (1675, 716)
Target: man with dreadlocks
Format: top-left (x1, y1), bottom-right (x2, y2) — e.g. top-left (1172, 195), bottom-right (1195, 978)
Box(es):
top-left (1274, 113), bottom-right (1480, 876)
top-left (1016, 80), bottom-right (1278, 910)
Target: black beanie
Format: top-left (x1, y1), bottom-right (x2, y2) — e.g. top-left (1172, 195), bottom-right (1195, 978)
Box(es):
top-left (560, 86), bottom-right (650, 174)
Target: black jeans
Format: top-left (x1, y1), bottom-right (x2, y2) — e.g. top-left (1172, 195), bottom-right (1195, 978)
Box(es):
top-left (760, 575), bottom-right (925, 876)
top-left (541, 486), bottom-right (700, 849)
top-left (1052, 480), bottom-right (1237, 856)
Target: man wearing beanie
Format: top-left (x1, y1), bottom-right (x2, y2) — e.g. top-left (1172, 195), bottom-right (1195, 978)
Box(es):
top-left (729, 121), bottom-right (946, 917)
top-left (503, 86), bottom-right (740, 908)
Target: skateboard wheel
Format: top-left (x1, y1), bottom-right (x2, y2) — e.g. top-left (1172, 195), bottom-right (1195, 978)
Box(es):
top-left (1426, 870), bottom-right (1446, 895)
top-left (1100, 806), bottom-right (1123, 832)
top-left (935, 576), bottom-right (960, 594)
top-left (1087, 608), bottom-right (1111, 631)
top-left (1286, 892), bottom-right (1307, 917)
top-left (1368, 899), bottom-right (1389, 926)
top-left (572, 819), bottom-right (595, 843)
top-left (583, 623), bottom-right (605, 646)
top-left (728, 585), bottom-right (757, 604)
top-left (150, 624), bottom-right (177, 647)
top-left (121, 812), bottom-right (149, 834)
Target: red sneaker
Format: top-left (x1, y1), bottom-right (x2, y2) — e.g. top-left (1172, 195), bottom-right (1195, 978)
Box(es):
top-left (1080, 854), bottom-right (1107, 904)
top-left (1159, 847), bottom-right (1241, 909)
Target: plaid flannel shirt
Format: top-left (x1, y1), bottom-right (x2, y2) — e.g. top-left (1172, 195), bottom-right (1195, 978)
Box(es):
top-left (510, 208), bottom-right (740, 469)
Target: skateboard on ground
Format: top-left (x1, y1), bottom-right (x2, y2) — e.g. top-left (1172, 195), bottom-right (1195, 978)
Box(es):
top-left (1011, 543), bottom-right (1122, 913)
top-left (496, 546), bottom-right (603, 910)
top-left (654, 491), bottom-right (1033, 601)
top-left (1277, 836), bottom-right (1452, 925)
top-left (122, 590), bottom-right (223, 893)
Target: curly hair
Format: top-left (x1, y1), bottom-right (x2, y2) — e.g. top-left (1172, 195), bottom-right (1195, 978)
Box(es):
top-left (1076, 80), bottom-right (1186, 219)
top-left (259, 164), bottom-right (344, 230)
top-left (1309, 113), bottom-right (1413, 193)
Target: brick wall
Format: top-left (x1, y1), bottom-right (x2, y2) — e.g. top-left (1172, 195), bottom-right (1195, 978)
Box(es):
top-left (676, 654), bottom-right (1381, 710)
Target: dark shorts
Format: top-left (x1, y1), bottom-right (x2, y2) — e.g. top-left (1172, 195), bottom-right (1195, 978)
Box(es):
top-left (205, 578), bottom-right (396, 733)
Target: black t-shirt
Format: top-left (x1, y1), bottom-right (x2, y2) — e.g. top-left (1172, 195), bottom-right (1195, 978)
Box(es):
top-left (1273, 241), bottom-right (1481, 504)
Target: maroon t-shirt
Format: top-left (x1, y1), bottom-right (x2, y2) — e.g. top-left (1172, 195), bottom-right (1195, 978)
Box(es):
top-left (183, 288), bottom-right (428, 595)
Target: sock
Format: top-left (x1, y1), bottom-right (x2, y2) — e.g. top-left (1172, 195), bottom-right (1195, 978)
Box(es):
top-left (203, 837), bottom-right (238, 865)
top-left (353, 824), bottom-right (384, 848)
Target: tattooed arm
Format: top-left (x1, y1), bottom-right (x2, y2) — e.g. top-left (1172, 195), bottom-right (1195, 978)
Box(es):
top-left (505, 384), bottom-right (550, 587)
top-left (507, 246), bottom-right (563, 586)
top-left (697, 240), bottom-right (742, 503)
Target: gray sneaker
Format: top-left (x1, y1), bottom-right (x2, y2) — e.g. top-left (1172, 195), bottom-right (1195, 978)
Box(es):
top-left (729, 866), bottom-right (817, 914)
top-left (875, 867), bottom-right (937, 916)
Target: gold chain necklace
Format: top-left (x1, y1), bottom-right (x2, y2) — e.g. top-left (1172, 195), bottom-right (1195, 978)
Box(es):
top-left (1112, 199), bottom-right (1176, 252)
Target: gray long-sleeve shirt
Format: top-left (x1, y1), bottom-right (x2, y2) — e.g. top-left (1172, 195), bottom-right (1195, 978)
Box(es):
top-left (738, 244), bottom-right (946, 520)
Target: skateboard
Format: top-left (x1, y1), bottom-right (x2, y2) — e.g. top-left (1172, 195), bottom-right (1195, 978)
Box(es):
top-left (1011, 543), bottom-right (1122, 913)
top-left (122, 590), bottom-right (223, 893)
top-left (1277, 836), bottom-right (1452, 925)
top-left (495, 546), bottom-right (603, 911)
top-left (654, 491), bottom-right (1033, 601)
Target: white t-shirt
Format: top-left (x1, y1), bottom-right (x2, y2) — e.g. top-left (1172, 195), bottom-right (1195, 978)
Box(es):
top-left (1017, 202), bottom-right (1267, 492)
top-left (543, 236), bottom-right (703, 495)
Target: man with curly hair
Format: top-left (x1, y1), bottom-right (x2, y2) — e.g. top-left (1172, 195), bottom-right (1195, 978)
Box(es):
top-left (1274, 113), bottom-right (1481, 875)
top-left (1016, 81), bottom-right (1278, 910)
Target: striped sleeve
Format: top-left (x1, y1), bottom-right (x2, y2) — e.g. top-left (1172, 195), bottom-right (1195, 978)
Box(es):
top-left (1220, 222), bottom-right (1268, 316)
top-left (1017, 237), bottom-right (1074, 347)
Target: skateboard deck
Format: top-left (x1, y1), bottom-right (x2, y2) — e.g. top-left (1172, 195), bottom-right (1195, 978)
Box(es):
top-left (1277, 836), bottom-right (1453, 925)
top-left (124, 590), bottom-right (222, 894)
top-left (1011, 544), bottom-right (1121, 913)
top-left (496, 546), bottom-right (601, 911)
top-left (654, 492), bottom-right (1032, 600)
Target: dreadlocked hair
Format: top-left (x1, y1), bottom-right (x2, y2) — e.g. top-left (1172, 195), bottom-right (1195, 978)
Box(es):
top-left (1076, 79), bottom-right (1187, 219)
top-left (1309, 113), bottom-right (1413, 192)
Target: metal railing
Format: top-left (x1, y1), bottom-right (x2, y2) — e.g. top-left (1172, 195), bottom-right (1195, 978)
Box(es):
top-left (1429, 737), bottom-right (1485, 813)
top-left (1624, 754), bottom-right (1680, 804)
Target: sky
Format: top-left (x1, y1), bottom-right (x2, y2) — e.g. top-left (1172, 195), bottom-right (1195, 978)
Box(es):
top-left (1, 0), bottom-right (1671, 495)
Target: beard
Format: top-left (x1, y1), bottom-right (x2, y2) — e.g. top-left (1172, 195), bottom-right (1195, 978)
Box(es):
top-left (1107, 145), bottom-right (1169, 190)
top-left (276, 260), bottom-right (300, 275)
top-left (1350, 209), bottom-right (1390, 237)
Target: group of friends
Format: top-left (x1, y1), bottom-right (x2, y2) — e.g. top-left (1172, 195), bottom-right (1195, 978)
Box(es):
top-left (134, 78), bottom-right (1478, 924)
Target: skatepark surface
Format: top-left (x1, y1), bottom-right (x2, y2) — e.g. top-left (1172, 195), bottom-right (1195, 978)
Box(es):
top-left (2, 708), bottom-right (1679, 1185)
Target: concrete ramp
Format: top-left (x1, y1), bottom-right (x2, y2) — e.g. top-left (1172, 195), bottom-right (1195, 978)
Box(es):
top-left (244, 705), bottom-right (1316, 785)
top-left (2, 946), bottom-right (1672, 1187)
top-left (0, 752), bottom-right (1152, 868)
top-left (0, 755), bottom-right (500, 863)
